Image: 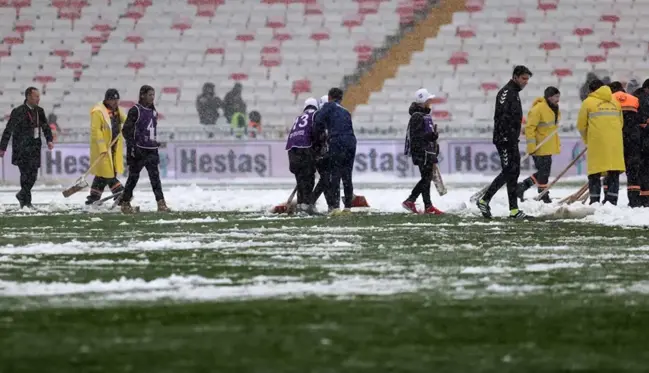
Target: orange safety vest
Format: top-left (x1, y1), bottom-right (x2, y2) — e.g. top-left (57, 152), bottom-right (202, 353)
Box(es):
top-left (613, 91), bottom-right (639, 112)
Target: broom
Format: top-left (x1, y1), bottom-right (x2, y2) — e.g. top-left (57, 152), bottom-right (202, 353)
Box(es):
top-left (62, 136), bottom-right (120, 198)
top-left (535, 148), bottom-right (587, 201)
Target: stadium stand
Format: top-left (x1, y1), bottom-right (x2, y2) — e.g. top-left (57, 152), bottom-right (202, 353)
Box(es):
top-left (351, 0), bottom-right (648, 136)
top-left (0, 0), bottom-right (437, 141)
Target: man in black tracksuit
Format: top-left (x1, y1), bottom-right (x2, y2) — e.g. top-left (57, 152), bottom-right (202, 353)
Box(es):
top-left (402, 88), bottom-right (443, 214)
top-left (477, 65), bottom-right (533, 219)
top-left (634, 79), bottom-right (649, 207)
top-left (0, 87), bottom-right (54, 209)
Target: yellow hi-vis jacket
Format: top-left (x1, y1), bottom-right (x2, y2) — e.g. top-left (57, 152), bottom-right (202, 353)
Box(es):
top-left (577, 86), bottom-right (625, 176)
top-left (89, 102), bottom-right (126, 178)
top-left (525, 97), bottom-right (561, 155)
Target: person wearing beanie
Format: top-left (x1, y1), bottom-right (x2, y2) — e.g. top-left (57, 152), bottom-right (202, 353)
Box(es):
top-left (120, 85), bottom-right (170, 213)
top-left (577, 79), bottom-right (625, 205)
top-left (85, 88), bottom-right (126, 206)
top-left (402, 88), bottom-right (443, 215)
top-left (0, 87), bottom-right (53, 209)
top-left (610, 82), bottom-right (642, 207)
top-left (476, 65), bottom-right (533, 219)
top-left (515, 86), bottom-right (561, 203)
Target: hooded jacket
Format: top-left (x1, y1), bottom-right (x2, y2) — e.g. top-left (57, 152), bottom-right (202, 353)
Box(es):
top-left (577, 86), bottom-right (625, 175)
top-left (89, 102), bottom-right (126, 178)
top-left (196, 83), bottom-right (222, 125)
top-left (404, 102), bottom-right (438, 166)
top-left (493, 80), bottom-right (523, 146)
top-left (525, 97), bottom-right (560, 155)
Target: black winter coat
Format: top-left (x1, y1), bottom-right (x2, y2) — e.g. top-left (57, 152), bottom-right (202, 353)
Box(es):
top-left (405, 102), bottom-right (438, 166)
top-left (633, 89), bottom-right (649, 151)
top-left (493, 80), bottom-right (523, 146)
top-left (0, 103), bottom-right (53, 168)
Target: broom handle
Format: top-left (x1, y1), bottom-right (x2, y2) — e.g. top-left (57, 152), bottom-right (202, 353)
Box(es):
top-left (82, 135), bottom-right (121, 179)
top-left (286, 185), bottom-right (298, 205)
top-left (535, 147), bottom-right (587, 201)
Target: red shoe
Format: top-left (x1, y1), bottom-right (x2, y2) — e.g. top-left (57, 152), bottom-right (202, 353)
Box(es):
top-left (402, 200), bottom-right (418, 214)
top-left (423, 205), bottom-right (443, 215)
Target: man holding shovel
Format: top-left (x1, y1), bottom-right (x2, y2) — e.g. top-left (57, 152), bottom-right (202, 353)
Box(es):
top-left (515, 87), bottom-right (561, 203)
top-left (84, 89), bottom-right (126, 205)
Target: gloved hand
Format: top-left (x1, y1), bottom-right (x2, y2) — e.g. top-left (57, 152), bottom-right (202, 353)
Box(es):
top-left (429, 153), bottom-right (439, 164)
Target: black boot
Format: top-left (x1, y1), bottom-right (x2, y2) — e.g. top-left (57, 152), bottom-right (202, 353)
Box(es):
top-left (516, 177), bottom-right (534, 202)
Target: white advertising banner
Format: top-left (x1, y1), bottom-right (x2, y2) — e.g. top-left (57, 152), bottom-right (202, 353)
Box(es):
top-left (0, 137), bottom-right (589, 183)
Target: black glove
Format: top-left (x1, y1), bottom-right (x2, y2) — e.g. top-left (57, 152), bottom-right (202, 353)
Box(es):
top-left (429, 153), bottom-right (439, 164)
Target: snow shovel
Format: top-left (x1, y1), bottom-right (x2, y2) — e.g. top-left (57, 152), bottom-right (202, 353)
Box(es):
top-left (432, 164), bottom-right (447, 196)
top-left (271, 186), bottom-right (298, 214)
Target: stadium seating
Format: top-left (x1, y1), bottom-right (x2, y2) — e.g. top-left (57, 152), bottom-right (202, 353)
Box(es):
top-left (0, 0), bottom-right (417, 141)
top-left (353, 0), bottom-right (649, 135)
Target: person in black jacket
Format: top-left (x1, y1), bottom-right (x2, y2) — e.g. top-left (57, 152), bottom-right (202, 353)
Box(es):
top-left (634, 79), bottom-right (649, 207)
top-left (0, 87), bottom-right (54, 209)
top-left (402, 88), bottom-right (443, 215)
top-left (477, 65), bottom-right (532, 219)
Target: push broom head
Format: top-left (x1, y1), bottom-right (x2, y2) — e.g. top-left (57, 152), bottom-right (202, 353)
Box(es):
top-left (351, 195), bottom-right (369, 208)
top-left (62, 179), bottom-right (88, 198)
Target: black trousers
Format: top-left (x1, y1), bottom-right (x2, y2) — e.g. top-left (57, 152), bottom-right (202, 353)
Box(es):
top-left (482, 144), bottom-right (521, 210)
top-left (624, 140), bottom-right (642, 206)
top-left (17, 164), bottom-right (39, 206)
top-left (531, 155), bottom-right (552, 192)
top-left (407, 161), bottom-right (434, 207)
top-left (288, 148), bottom-right (316, 205)
top-left (86, 176), bottom-right (124, 204)
top-left (122, 149), bottom-right (164, 203)
top-left (328, 142), bottom-right (356, 209)
top-left (590, 171), bottom-right (620, 205)
top-left (312, 157), bottom-right (336, 207)
top-left (639, 147), bottom-right (649, 206)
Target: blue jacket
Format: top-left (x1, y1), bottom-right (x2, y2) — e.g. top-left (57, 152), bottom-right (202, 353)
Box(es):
top-left (314, 101), bottom-right (356, 145)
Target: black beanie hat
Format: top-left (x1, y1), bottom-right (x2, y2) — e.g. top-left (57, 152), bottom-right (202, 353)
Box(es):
top-left (104, 88), bottom-right (119, 100)
top-left (544, 86), bottom-right (560, 98)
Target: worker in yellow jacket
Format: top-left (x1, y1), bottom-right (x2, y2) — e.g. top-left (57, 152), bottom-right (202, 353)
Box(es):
top-left (516, 87), bottom-right (561, 203)
top-left (85, 89), bottom-right (127, 206)
top-left (577, 80), bottom-right (625, 205)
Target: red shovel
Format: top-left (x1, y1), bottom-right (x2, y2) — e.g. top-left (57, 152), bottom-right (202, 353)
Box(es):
top-left (271, 186), bottom-right (297, 214)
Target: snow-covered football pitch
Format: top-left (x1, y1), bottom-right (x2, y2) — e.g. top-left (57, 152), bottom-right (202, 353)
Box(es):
top-left (1, 175), bottom-right (649, 372)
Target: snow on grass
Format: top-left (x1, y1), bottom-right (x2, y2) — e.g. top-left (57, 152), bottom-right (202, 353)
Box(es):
top-left (2, 184), bottom-right (648, 227)
top-left (148, 217), bottom-right (227, 224)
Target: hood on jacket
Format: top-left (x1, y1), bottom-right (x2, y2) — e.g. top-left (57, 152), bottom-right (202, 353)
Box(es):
top-left (531, 97), bottom-right (545, 107)
top-left (202, 82), bottom-right (215, 96)
top-left (409, 102), bottom-right (431, 115)
top-left (589, 86), bottom-right (614, 103)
